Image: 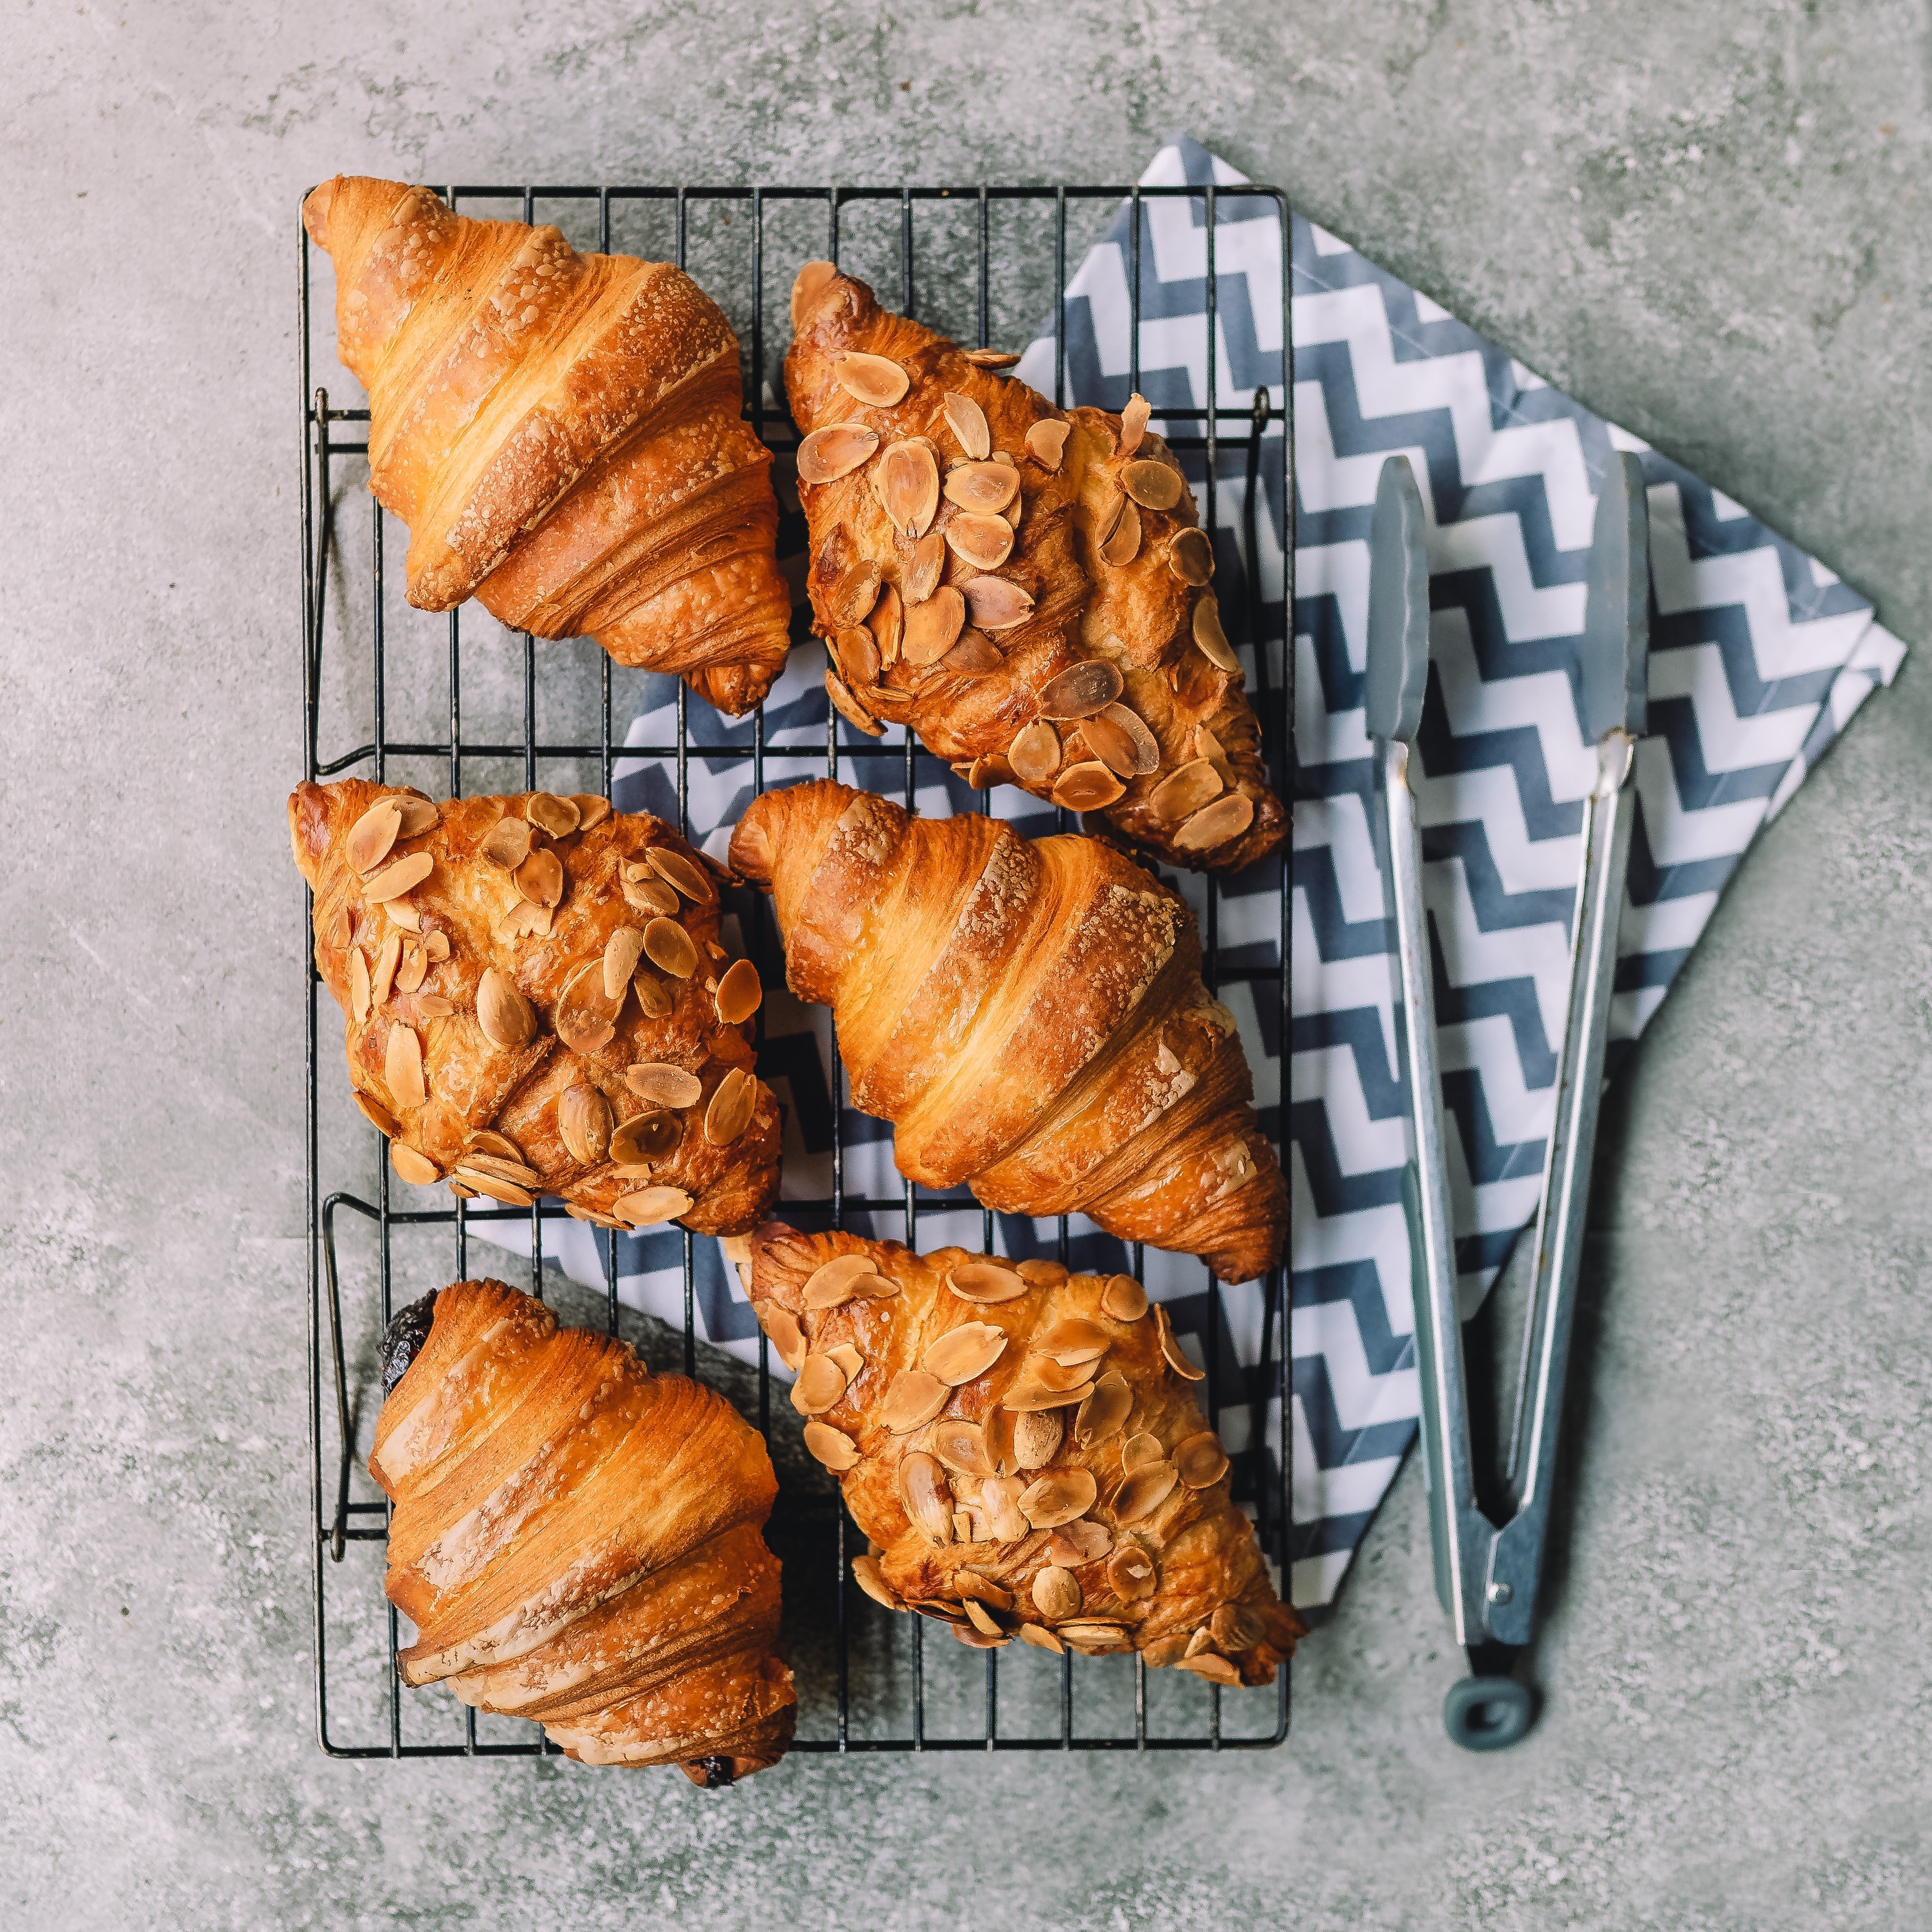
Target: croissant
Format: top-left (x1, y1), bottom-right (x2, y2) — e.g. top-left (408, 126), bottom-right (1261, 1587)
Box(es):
top-left (303, 176), bottom-right (793, 715)
top-left (373, 1278), bottom-right (795, 1779)
top-left (290, 779), bottom-right (780, 1235)
top-left (784, 264), bottom-right (1287, 872)
top-left (743, 1224), bottom-right (1299, 1684)
top-left (730, 780), bottom-right (1286, 1282)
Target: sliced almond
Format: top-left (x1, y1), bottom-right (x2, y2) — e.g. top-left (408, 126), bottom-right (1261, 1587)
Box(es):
top-left (962, 576), bottom-right (1034, 630)
top-left (1027, 1354), bottom-right (1096, 1394)
top-left (1099, 496), bottom-right (1142, 567)
top-left (475, 968), bottom-right (535, 1049)
top-left (962, 347), bottom-right (1020, 369)
top-left (851, 1553), bottom-right (902, 1611)
top-left (626, 1062), bottom-right (702, 1108)
top-left (450, 1168), bottom-right (535, 1208)
top-left (394, 944), bottom-right (427, 995)
top-left (983, 1407), bottom-right (1017, 1476)
top-left (632, 969), bottom-right (673, 1019)
top-left (621, 865), bottom-right (680, 916)
top-left (943, 460), bottom-right (1018, 514)
top-left (1018, 1259), bottom-right (1070, 1288)
top-left (942, 390), bottom-right (991, 460)
top-left (602, 926), bottom-right (646, 1000)
top-left (1109, 1545), bottom-right (1158, 1600)
top-left (347, 799), bottom-right (402, 875)
top-left (803, 1253), bottom-right (881, 1311)
top-left (558, 1084), bottom-right (613, 1165)
top-left (642, 917), bottom-right (697, 980)
top-left (1112, 1461), bottom-right (1179, 1526)
top-left (867, 581), bottom-right (904, 664)
top-left (526, 793), bottom-right (580, 838)
top-left (555, 961), bottom-right (620, 1053)
top-left (833, 626), bottom-right (881, 688)
top-left (1078, 710), bottom-right (1142, 779)
top-left (944, 511), bottom-right (1014, 571)
top-left (1025, 418), bottom-right (1069, 469)
top-left (390, 1142), bottom-right (440, 1186)
top-left (1038, 660), bottom-right (1124, 720)
top-left (897, 1451), bottom-right (954, 1545)
top-left (1174, 1432), bottom-right (1230, 1490)
top-left (826, 1341), bottom-right (864, 1381)
top-left (645, 846), bottom-right (714, 905)
top-left (790, 1353), bottom-right (848, 1416)
top-left (458, 1150), bottom-right (542, 1187)
top-left (1156, 1303), bottom-right (1207, 1380)
top-left (979, 1473), bottom-right (1028, 1541)
top-left (421, 930), bottom-right (450, 963)
top-left (1019, 1623), bottom-right (1065, 1653)
top-left (1075, 1372), bottom-right (1133, 1449)
top-left (349, 947), bottom-right (372, 1024)
top-left (1147, 757), bottom-right (1225, 824)
top-left (385, 896), bottom-right (421, 934)
top-left (364, 851), bottom-right (433, 904)
top-left (829, 559), bottom-right (883, 628)
top-left (944, 1260), bottom-right (1028, 1305)
top-left (393, 797), bottom-right (440, 838)
top-left (466, 1129), bottom-right (524, 1162)
top-left (898, 584), bottom-right (964, 669)
top-left (1119, 392), bottom-right (1151, 456)
top-left (804, 1421), bottom-right (862, 1472)
top-left (482, 817), bottom-right (533, 868)
top-left (961, 1597), bottom-right (1005, 1639)
top-left (856, 1270), bottom-right (901, 1300)
top-left (874, 439), bottom-right (940, 538)
top-left (1035, 1318), bottom-right (1109, 1367)
top-left (1096, 703), bottom-right (1160, 775)
top-left (609, 1109), bottom-right (681, 1166)
top-left (940, 630), bottom-right (1002, 678)
top-left (954, 1572), bottom-right (1015, 1611)
top-left (514, 848), bottom-right (563, 909)
top-left (1192, 721), bottom-right (1236, 785)
top-left (572, 795), bottom-right (612, 831)
top-left (921, 1321), bottom-right (1008, 1387)
top-left (1011, 1408), bottom-right (1064, 1470)
top-left (1032, 1566), bottom-right (1082, 1620)
top-left (932, 1418), bottom-right (994, 1480)
top-left (1002, 1377), bottom-right (1095, 1412)
top-left (353, 1090), bottom-right (399, 1136)
top-left (1051, 762), bottom-right (1125, 812)
top-left (1192, 593), bottom-right (1240, 673)
top-left (491, 899), bottom-right (551, 944)
top-left (714, 958), bottom-right (762, 1026)
top-left (1141, 1632), bottom-right (1192, 1669)
top-left (384, 1024), bottom-right (425, 1109)
top-left (1177, 1651), bottom-right (1244, 1687)
top-left (882, 1370), bottom-right (950, 1434)
top-left (703, 1066), bottom-right (758, 1146)
top-left (1045, 1520), bottom-right (1113, 1566)
top-left (1175, 792), bottom-right (1256, 853)
top-left (791, 259), bottom-right (838, 326)
top-left (834, 350), bottom-right (910, 407)
top-left (902, 530), bottom-right (946, 604)
top-left (1101, 1274), bottom-right (1150, 1321)
top-left (1121, 1431), bottom-right (1165, 1473)
top-left (1121, 459), bottom-right (1184, 511)
top-left (1168, 526), bottom-right (1214, 585)
top-left (827, 667), bottom-right (884, 737)
top-left (1006, 720), bottom-right (1062, 786)
top-left (1019, 1469), bottom-right (1099, 1530)
top-left (797, 423), bottom-right (880, 485)
top-left (760, 1302), bottom-right (807, 1372)
top-left (371, 932), bottom-right (402, 1008)
top-left (966, 752), bottom-right (1014, 790)
top-left (611, 1185), bottom-right (691, 1228)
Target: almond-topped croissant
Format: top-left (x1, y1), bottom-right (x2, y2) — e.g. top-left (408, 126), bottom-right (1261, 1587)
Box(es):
top-left (290, 779), bottom-right (780, 1235)
top-left (745, 1225), bottom-right (1300, 1684)
top-left (374, 1278), bottom-right (796, 1779)
top-left (784, 263), bottom-right (1286, 872)
top-left (730, 781), bottom-right (1287, 1283)
top-left (303, 176), bottom-right (792, 715)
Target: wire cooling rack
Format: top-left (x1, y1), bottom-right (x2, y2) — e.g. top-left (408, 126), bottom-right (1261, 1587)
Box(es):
top-left (300, 180), bottom-right (1295, 1759)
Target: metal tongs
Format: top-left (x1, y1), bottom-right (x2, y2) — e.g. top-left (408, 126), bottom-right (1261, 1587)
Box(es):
top-left (1365, 449), bottom-right (1650, 1750)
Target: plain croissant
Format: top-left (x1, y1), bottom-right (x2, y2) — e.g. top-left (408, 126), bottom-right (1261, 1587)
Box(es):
top-left (303, 176), bottom-right (793, 715)
top-left (373, 1278), bottom-right (796, 1779)
top-left (729, 780), bottom-right (1287, 1283)
top-left (784, 263), bottom-right (1287, 872)
top-left (290, 778), bottom-right (780, 1235)
top-left (744, 1225), bottom-right (1300, 1683)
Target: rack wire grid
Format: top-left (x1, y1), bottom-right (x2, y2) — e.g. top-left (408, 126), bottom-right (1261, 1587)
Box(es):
top-left (301, 179), bottom-right (1296, 1760)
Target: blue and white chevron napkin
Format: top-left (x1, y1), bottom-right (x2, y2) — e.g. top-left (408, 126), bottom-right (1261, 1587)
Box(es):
top-left (485, 133), bottom-right (1905, 1615)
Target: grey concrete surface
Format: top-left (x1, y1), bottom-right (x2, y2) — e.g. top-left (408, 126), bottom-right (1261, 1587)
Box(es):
top-left (4, 1), bottom-right (1930, 1926)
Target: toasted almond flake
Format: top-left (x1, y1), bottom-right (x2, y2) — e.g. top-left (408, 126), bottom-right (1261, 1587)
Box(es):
top-left (1006, 719), bottom-right (1061, 786)
top-left (1052, 762), bottom-right (1125, 812)
top-left (1112, 1461), bottom-right (1179, 1525)
top-left (609, 1109), bottom-right (681, 1165)
top-left (1119, 392), bottom-right (1151, 455)
top-left (944, 511), bottom-right (1014, 571)
top-left (1002, 1377), bottom-right (1095, 1412)
top-left (932, 1418), bottom-right (994, 1479)
top-left (1192, 593), bottom-right (1240, 672)
top-left (625, 1062), bottom-right (701, 1109)
top-left (482, 817), bottom-right (533, 868)
top-left (385, 1024), bottom-right (425, 1109)
top-left (1147, 757), bottom-right (1226, 825)
top-left (385, 896), bottom-right (421, 934)
top-left (921, 1321), bottom-right (1008, 1386)
top-left (513, 848), bottom-right (563, 909)
top-left (1141, 1632), bottom-right (1191, 1669)
top-left (555, 960), bottom-right (621, 1051)
top-left (557, 1084), bottom-right (613, 1165)
top-left (834, 350), bottom-right (910, 406)
top-left (645, 846), bottom-right (714, 905)
top-left (962, 347), bottom-right (1021, 369)
top-left (939, 630), bottom-right (1002, 679)
top-left (459, 1150), bottom-right (543, 1186)
top-left (467, 1130), bottom-right (524, 1162)
top-left (1109, 1545), bottom-right (1158, 1600)
top-left (1019, 1623), bottom-right (1065, 1652)
top-left (874, 439), bottom-right (940, 538)
top-left (475, 968), bottom-right (535, 1049)
top-left (563, 1203), bottom-right (626, 1230)
top-left (1032, 1566), bottom-right (1082, 1619)
top-left (803, 1252), bottom-right (881, 1311)
top-left (1175, 792), bottom-right (1256, 853)
top-left (963, 576), bottom-right (1035, 630)
top-left (897, 533), bottom-right (942, 608)
top-left (642, 916), bottom-right (697, 979)
top-left (825, 668), bottom-right (884, 736)
top-left (572, 795), bottom-right (612, 830)
top-left (798, 422), bottom-right (881, 485)
top-left (1101, 1274), bottom-right (1150, 1321)
top-left (365, 851), bottom-right (433, 903)
top-left (1172, 1432), bottom-right (1233, 1497)
top-left (1079, 710), bottom-right (1142, 779)
top-left (1121, 1431), bottom-right (1165, 1473)
top-left (1018, 1468), bottom-right (1098, 1529)
top-left (826, 1341), bottom-right (864, 1381)
top-left (829, 560), bottom-right (884, 628)
top-left (394, 796), bottom-right (440, 838)
top-left (1074, 1373), bottom-right (1133, 1449)
top-left (621, 870), bottom-right (680, 918)
top-left (850, 1555), bottom-right (901, 1612)
top-left (526, 793), bottom-right (580, 838)
top-left (1177, 1651), bottom-right (1243, 1686)
top-left (420, 930), bottom-right (450, 964)
top-left (390, 1141), bottom-right (440, 1186)
top-left (1101, 703), bottom-right (1161, 777)
top-left (631, 969), bottom-right (673, 1019)
top-left (803, 1421), bottom-right (862, 1472)
top-left (1028, 1354), bottom-right (1095, 1395)
top-left (1045, 1521), bottom-right (1113, 1566)
top-left (611, 1184), bottom-right (692, 1228)
top-left (866, 582), bottom-right (904, 664)
top-left (491, 899), bottom-right (550, 944)
top-left (1185, 1627), bottom-right (1216, 1659)
top-left (1099, 495), bottom-right (1142, 567)
top-left (1017, 1259), bottom-right (1068, 1288)
top-left (1168, 526), bottom-right (1215, 585)
top-left (750, 1302), bottom-right (803, 1374)
top-left (979, 1473), bottom-right (1028, 1541)
top-left (983, 1407), bottom-right (1017, 1475)
top-left (349, 947), bottom-right (372, 1023)
top-left (353, 1090), bottom-right (398, 1136)
top-left (897, 1450), bottom-right (954, 1544)
top-left (1038, 660), bottom-right (1125, 720)
top-left (348, 799), bottom-right (403, 875)
top-left (1011, 1408), bottom-right (1064, 1470)
top-left (944, 1261), bottom-right (1028, 1305)
top-left (966, 752), bottom-right (1013, 790)
top-left (1057, 1619), bottom-right (1132, 1652)
top-left (856, 1270), bottom-right (901, 1300)
top-left (601, 926), bottom-right (646, 1000)
top-left (896, 582), bottom-right (964, 667)
top-left (1121, 458), bottom-right (1184, 511)
top-left (942, 390), bottom-right (991, 460)
top-left (394, 944), bottom-right (427, 995)
top-left (450, 1168), bottom-right (535, 1208)
top-left (831, 625), bottom-right (881, 690)
top-left (712, 958), bottom-right (762, 1027)
top-left (961, 1597), bottom-right (1004, 1638)
top-left (1025, 418), bottom-right (1070, 469)
top-left (703, 1066), bottom-right (758, 1146)
top-left (955, 1572), bottom-right (1015, 1611)
top-left (942, 460), bottom-right (1018, 513)
top-left (1157, 1303), bottom-right (1208, 1380)
top-left (882, 1369), bottom-right (950, 1434)
top-left (1035, 1318), bottom-right (1110, 1367)
top-left (370, 932), bottom-right (402, 1008)
top-left (790, 1353), bottom-right (847, 1416)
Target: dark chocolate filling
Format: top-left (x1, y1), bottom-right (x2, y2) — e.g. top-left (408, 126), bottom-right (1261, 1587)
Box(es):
top-left (380, 1292), bottom-right (441, 1395)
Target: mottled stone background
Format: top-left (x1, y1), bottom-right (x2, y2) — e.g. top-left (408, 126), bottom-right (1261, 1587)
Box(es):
top-left (4, 2), bottom-right (1929, 1926)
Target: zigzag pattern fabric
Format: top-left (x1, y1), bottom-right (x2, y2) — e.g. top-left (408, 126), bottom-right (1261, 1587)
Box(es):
top-left (478, 135), bottom-right (1904, 1617)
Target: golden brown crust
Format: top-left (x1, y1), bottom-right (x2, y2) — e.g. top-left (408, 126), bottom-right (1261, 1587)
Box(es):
top-left (729, 780), bottom-right (1287, 1281)
top-left (783, 264), bottom-right (1286, 872)
top-left (372, 1279), bottom-right (795, 1776)
top-left (302, 175), bottom-right (792, 714)
top-left (291, 778), bottom-right (780, 1236)
top-left (747, 1226), bottom-right (1301, 1685)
